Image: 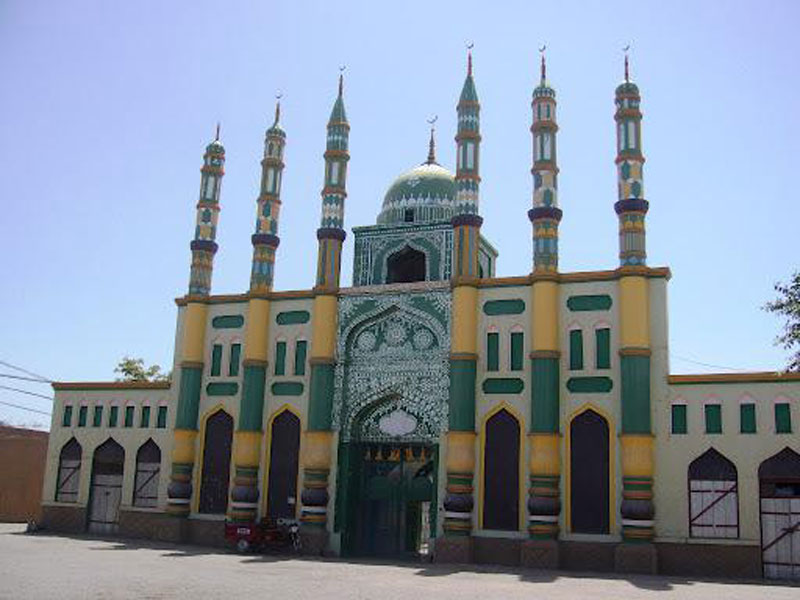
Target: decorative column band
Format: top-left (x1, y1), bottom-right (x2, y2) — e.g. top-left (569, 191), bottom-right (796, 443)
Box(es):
top-left (619, 435), bottom-right (655, 541)
top-left (317, 228), bottom-right (347, 241)
top-left (528, 473), bottom-right (560, 538)
top-left (167, 364), bottom-right (203, 516)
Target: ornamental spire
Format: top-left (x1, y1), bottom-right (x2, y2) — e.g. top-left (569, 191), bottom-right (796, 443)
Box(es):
top-left (624, 44), bottom-right (630, 82)
top-left (540, 45), bottom-right (546, 83)
top-left (426, 116), bottom-right (437, 164)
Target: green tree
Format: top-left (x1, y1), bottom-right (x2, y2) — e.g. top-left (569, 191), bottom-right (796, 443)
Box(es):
top-left (764, 271), bottom-right (800, 372)
top-left (115, 356), bottom-right (171, 382)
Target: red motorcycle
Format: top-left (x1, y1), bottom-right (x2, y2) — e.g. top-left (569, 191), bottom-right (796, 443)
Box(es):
top-left (225, 518), bottom-right (301, 554)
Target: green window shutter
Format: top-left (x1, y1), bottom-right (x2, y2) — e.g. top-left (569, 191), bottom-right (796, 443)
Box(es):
top-left (78, 406), bottom-right (87, 427)
top-left (569, 330), bottom-right (584, 371)
top-left (740, 403), bottom-right (756, 434)
top-left (92, 406), bottom-right (103, 427)
top-left (62, 405), bottom-right (73, 427)
top-left (705, 404), bottom-right (722, 434)
top-left (109, 406), bottom-right (118, 428)
top-left (124, 406), bottom-right (134, 428)
top-left (510, 332), bottom-right (524, 371)
top-left (671, 404), bottom-right (687, 434)
top-left (157, 406), bottom-right (168, 429)
top-left (229, 343), bottom-right (241, 377)
top-left (140, 406), bottom-right (151, 428)
top-left (775, 403), bottom-right (792, 434)
top-left (294, 340), bottom-right (308, 376)
top-left (487, 333), bottom-right (499, 372)
top-left (595, 328), bottom-right (611, 369)
top-left (275, 341), bottom-right (287, 376)
top-left (210, 344), bottom-right (223, 376)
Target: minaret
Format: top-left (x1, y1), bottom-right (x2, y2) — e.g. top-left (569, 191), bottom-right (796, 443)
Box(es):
top-left (529, 50), bottom-right (561, 273)
top-left (615, 52), bottom-right (647, 266)
top-left (441, 49), bottom-right (481, 560)
top-left (228, 101), bottom-right (288, 525)
top-left (614, 52), bottom-right (657, 552)
top-left (188, 126), bottom-right (225, 295)
top-left (250, 100), bottom-right (286, 293)
top-left (527, 49), bottom-right (563, 556)
top-left (300, 73), bottom-right (350, 551)
top-left (167, 128), bottom-right (225, 516)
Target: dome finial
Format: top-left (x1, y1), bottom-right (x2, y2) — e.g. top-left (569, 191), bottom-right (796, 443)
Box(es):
top-left (215, 122), bottom-right (220, 141)
top-left (426, 115), bottom-right (438, 164)
top-left (623, 44), bottom-right (631, 82)
top-left (466, 42), bottom-right (474, 76)
top-left (338, 65), bottom-right (346, 97)
top-left (539, 45), bottom-right (547, 83)
top-left (274, 93), bottom-right (282, 126)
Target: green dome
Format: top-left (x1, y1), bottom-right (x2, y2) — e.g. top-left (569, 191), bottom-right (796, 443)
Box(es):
top-left (377, 162), bottom-right (456, 225)
top-left (616, 81), bottom-right (640, 96)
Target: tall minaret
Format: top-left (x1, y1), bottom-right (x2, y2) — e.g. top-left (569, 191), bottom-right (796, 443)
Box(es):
top-left (300, 73), bottom-right (350, 551)
top-left (250, 100), bottom-right (286, 293)
top-left (527, 49), bottom-right (563, 555)
top-left (167, 128), bottom-right (225, 517)
top-left (614, 52), bottom-right (656, 551)
top-left (228, 101), bottom-right (288, 525)
top-left (188, 126), bottom-right (225, 295)
top-left (441, 48), bottom-right (481, 560)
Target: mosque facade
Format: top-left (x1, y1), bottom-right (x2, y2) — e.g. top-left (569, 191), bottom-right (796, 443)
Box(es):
top-left (41, 54), bottom-right (800, 579)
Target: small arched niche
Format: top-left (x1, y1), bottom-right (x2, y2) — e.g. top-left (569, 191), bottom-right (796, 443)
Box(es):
top-left (387, 246), bottom-right (426, 284)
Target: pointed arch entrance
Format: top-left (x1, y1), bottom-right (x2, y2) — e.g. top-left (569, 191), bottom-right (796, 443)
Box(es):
top-left (198, 409), bottom-right (233, 514)
top-left (482, 408), bottom-right (520, 531)
top-left (569, 409), bottom-right (610, 534)
top-left (266, 409), bottom-right (301, 520)
top-left (759, 447), bottom-right (800, 579)
top-left (88, 438), bottom-right (124, 534)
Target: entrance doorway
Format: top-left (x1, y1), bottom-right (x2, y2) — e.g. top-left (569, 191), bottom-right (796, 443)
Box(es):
top-left (198, 410), bottom-right (233, 514)
top-left (88, 439), bottom-right (124, 534)
top-left (266, 410), bottom-right (301, 520)
top-left (759, 448), bottom-right (800, 580)
top-left (339, 443), bottom-right (437, 558)
top-left (570, 409), bottom-right (610, 534)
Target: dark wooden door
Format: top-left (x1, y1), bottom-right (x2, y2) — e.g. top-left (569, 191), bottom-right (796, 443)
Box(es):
top-left (483, 409), bottom-right (520, 530)
top-left (570, 410), bottom-right (609, 534)
top-left (88, 439), bottom-right (124, 534)
top-left (267, 411), bottom-right (301, 520)
top-left (198, 410), bottom-right (233, 514)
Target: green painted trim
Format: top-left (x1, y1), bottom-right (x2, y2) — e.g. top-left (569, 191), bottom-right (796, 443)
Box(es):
top-left (621, 354), bottom-right (650, 433)
top-left (483, 299), bottom-right (525, 315)
top-left (276, 310), bottom-right (311, 325)
top-left (176, 366), bottom-right (202, 429)
top-left (124, 405), bottom-right (134, 428)
top-left (510, 332), bottom-right (524, 371)
top-left (61, 405), bottom-right (72, 427)
top-left (569, 330), bottom-right (584, 370)
top-left (140, 405), bottom-right (151, 428)
top-left (486, 332), bottom-right (499, 371)
top-left (109, 405), bottom-right (118, 428)
top-left (211, 344), bottom-right (223, 376)
top-left (229, 343), bottom-right (241, 377)
top-left (78, 405), bottom-right (87, 427)
top-left (740, 403), bottom-right (756, 434)
top-left (92, 405), bottom-right (103, 427)
top-left (449, 359), bottom-right (476, 431)
top-left (595, 328), bottom-right (611, 369)
top-left (271, 381), bottom-right (304, 396)
top-left (156, 405), bottom-right (167, 429)
top-left (239, 365), bottom-right (266, 431)
top-left (294, 340), bottom-right (308, 376)
top-left (567, 376), bottom-right (614, 394)
top-left (309, 363), bottom-right (335, 430)
top-left (211, 315), bottom-right (244, 329)
top-left (671, 404), bottom-right (687, 434)
top-left (206, 382), bottom-right (239, 396)
top-left (531, 357), bottom-right (559, 433)
top-left (705, 404), bottom-right (722, 434)
top-left (482, 378), bottom-right (524, 394)
top-left (567, 295), bottom-right (613, 312)
top-left (274, 341), bottom-right (287, 375)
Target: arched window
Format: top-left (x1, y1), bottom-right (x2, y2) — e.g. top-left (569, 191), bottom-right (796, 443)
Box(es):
top-left (483, 409), bottom-right (520, 531)
top-left (758, 448), bottom-right (800, 579)
top-left (88, 439), bottom-right (125, 534)
top-left (267, 411), bottom-right (301, 519)
top-left (387, 246), bottom-right (426, 284)
top-left (198, 410), bottom-right (233, 514)
top-left (570, 409), bottom-right (610, 534)
top-left (133, 439), bottom-right (161, 508)
top-left (688, 448), bottom-right (738, 538)
top-left (56, 438), bottom-right (82, 503)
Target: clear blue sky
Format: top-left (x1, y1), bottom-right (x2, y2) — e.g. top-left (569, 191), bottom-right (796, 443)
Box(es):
top-left (2, 0), bottom-right (798, 429)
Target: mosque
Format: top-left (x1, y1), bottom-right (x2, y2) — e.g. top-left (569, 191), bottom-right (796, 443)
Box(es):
top-left (41, 52), bottom-right (800, 579)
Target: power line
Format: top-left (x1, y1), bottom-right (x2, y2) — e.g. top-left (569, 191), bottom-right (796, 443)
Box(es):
top-left (670, 353), bottom-right (747, 372)
top-left (0, 385), bottom-right (54, 402)
top-left (0, 400), bottom-right (51, 416)
top-left (0, 360), bottom-right (52, 383)
top-left (0, 373), bottom-right (51, 384)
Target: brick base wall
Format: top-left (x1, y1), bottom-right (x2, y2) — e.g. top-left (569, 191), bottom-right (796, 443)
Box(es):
top-left (40, 504), bottom-right (86, 533)
top-left (656, 542), bottom-right (761, 579)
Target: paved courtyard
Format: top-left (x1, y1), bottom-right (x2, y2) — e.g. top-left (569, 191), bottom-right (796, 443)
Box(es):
top-left (0, 524), bottom-right (796, 599)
